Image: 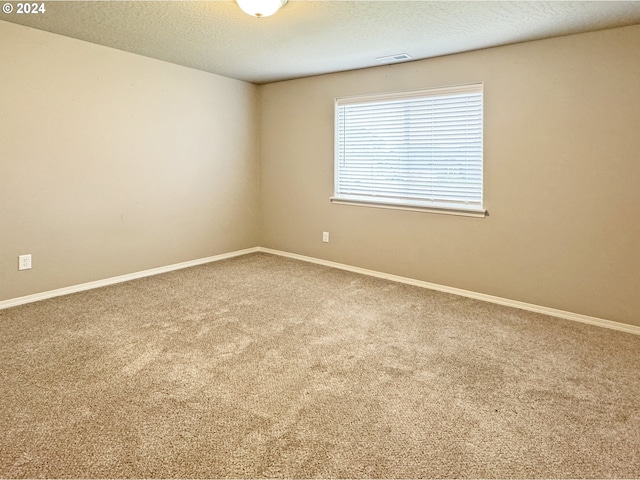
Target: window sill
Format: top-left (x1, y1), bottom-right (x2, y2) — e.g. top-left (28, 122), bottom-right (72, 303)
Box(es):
top-left (330, 197), bottom-right (488, 218)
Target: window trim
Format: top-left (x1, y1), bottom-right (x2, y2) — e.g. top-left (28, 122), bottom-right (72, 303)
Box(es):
top-left (329, 197), bottom-right (488, 218)
top-left (332, 83), bottom-right (487, 217)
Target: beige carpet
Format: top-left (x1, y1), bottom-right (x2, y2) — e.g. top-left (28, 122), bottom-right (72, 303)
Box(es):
top-left (1, 252), bottom-right (638, 479)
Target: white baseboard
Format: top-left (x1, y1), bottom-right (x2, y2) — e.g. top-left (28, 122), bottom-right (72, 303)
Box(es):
top-left (2, 245), bottom-right (638, 336)
top-left (258, 247), bottom-right (640, 336)
top-left (0, 247), bottom-right (260, 310)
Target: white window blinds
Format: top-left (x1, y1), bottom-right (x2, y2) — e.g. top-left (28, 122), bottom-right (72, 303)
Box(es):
top-left (334, 83), bottom-right (484, 214)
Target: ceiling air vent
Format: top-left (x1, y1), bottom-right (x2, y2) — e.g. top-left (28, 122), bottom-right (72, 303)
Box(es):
top-left (376, 53), bottom-right (412, 64)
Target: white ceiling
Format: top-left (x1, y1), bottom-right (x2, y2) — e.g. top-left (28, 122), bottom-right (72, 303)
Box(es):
top-left (3, 1), bottom-right (640, 84)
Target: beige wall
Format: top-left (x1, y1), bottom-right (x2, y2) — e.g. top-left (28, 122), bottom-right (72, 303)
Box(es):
top-left (2, 20), bottom-right (639, 328)
top-left (0, 21), bottom-right (259, 300)
top-left (259, 25), bottom-right (640, 327)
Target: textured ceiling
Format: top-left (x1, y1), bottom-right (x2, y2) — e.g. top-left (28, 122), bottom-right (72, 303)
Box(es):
top-left (3, 1), bottom-right (640, 84)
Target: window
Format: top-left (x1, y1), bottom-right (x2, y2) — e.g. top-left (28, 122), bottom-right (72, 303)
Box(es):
top-left (333, 83), bottom-right (485, 217)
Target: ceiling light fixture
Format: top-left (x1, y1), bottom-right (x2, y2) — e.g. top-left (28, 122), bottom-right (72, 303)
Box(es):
top-left (236, 0), bottom-right (288, 18)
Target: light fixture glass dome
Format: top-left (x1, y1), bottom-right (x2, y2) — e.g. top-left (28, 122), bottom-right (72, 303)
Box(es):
top-left (236, 0), bottom-right (288, 18)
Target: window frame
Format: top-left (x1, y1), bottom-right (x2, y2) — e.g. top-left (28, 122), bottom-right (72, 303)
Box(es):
top-left (331, 83), bottom-right (487, 218)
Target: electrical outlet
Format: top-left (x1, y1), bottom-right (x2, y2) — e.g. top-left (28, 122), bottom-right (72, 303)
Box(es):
top-left (322, 231), bottom-right (330, 243)
top-left (18, 254), bottom-right (32, 271)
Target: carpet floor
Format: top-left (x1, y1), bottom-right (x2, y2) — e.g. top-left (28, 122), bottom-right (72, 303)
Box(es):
top-left (1, 252), bottom-right (638, 478)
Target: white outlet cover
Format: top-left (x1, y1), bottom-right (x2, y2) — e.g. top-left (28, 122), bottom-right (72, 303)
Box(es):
top-left (322, 232), bottom-right (330, 242)
top-left (18, 254), bottom-right (32, 270)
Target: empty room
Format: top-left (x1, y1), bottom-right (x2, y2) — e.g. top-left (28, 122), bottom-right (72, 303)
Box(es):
top-left (1, 1), bottom-right (639, 478)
